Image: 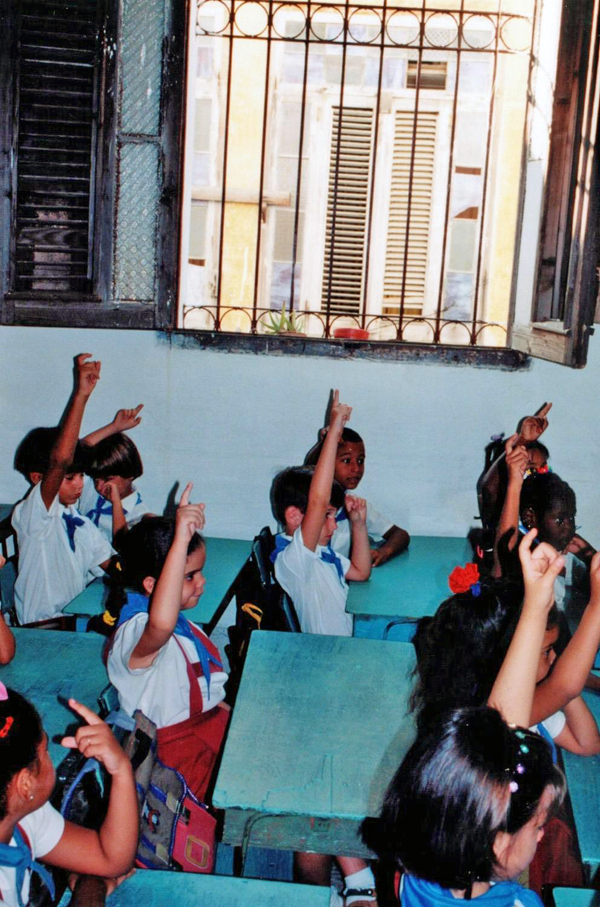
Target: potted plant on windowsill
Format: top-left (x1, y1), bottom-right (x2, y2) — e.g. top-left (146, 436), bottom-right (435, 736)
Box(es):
top-left (264, 304), bottom-right (306, 336)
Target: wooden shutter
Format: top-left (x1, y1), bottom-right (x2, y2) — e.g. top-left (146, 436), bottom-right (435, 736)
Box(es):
top-left (321, 107), bottom-right (373, 316)
top-left (383, 110), bottom-right (438, 314)
top-left (12, 0), bottom-right (100, 296)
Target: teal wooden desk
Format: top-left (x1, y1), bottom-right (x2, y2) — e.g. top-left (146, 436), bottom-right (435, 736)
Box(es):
top-left (56, 871), bottom-right (331, 906)
top-left (65, 537), bottom-right (250, 630)
top-left (0, 503), bottom-right (13, 521)
top-left (0, 629), bottom-right (107, 765)
top-left (551, 890), bottom-right (600, 907)
top-left (561, 690), bottom-right (600, 873)
top-left (347, 535), bottom-right (472, 639)
top-left (213, 632), bottom-right (416, 857)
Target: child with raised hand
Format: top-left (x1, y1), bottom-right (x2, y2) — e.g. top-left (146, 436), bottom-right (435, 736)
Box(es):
top-left (271, 391), bottom-right (372, 636)
top-left (107, 485), bottom-right (229, 804)
top-left (412, 530), bottom-right (600, 756)
top-left (364, 705), bottom-right (564, 907)
top-left (80, 405), bottom-right (148, 542)
top-left (305, 407), bottom-right (409, 566)
top-left (0, 684), bottom-right (137, 907)
top-left (11, 355), bottom-right (114, 625)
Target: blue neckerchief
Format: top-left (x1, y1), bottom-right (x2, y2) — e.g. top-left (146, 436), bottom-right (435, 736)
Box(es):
top-left (117, 593), bottom-right (222, 694)
top-left (0, 825), bottom-right (55, 907)
top-left (399, 873), bottom-right (526, 907)
top-left (86, 495), bottom-right (113, 525)
top-left (536, 721), bottom-right (558, 764)
top-left (271, 534), bottom-right (345, 586)
top-left (336, 506), bottom-right (349, 523)
top-left (62, 512), bottom-right (85, 552)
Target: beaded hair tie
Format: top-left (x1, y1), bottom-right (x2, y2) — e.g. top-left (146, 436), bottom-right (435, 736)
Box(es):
top-left (506, 727), bottom-right (531, 794)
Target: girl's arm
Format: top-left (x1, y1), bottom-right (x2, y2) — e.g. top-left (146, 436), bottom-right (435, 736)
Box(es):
top-left (82, 405), bottom-right (143, 447)
top-left (345, 496), bottom-right (371, 581)
top-left (372, 525), bottom-right (410, 567)
top-left (488, 531), bottom-right (564, 727)
top-left (0, 612), bottom-right (15, 664)
top-left (130, 483), bottom-right (205, 668)
top-left (531, 552), bottom-right (600, 723)
top-left (301, 391), bottom-right (351, 552)
top-left (41, 355), bottom-right (100, 510)
top-left (553, 696), bottom-right (600, 755)
top-left (492, 437), bottom-right (528, 575)
top-left (107, 483), bottom-right (127, 538)
top-left (45, 701), bottom-right (138, 879)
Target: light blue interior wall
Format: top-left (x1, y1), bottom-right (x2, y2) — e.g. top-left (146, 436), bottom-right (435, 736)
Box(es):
top-left (1, 326), bottom-right (598, 542)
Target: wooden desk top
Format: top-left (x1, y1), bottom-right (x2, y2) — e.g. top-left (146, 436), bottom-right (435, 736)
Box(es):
top-left (0, 629), bottom-right (108, 765)
top-left (561, 689), bottom-right (600, 867)
top-left (347, 535), bottom-right (472, 619)
top-left (214, 632), bottom-right (416, 856)
top-left (65, 536), bottom-right (250, 627)
top-left (57, 871), bottom-right (331, 906)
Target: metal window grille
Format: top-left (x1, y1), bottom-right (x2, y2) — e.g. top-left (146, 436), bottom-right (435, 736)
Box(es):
top-left (182, 1), bottom-right (538, 347)
top-left (10, 0), bottom-right (102, 296)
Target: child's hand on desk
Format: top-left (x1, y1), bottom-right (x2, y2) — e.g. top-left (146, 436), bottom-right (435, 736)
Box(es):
top-left (328, 389), bottom-right (352, 437)
top-left (517, 402), bottom-right (552, 442)
top-left (61, 700), bottom-right (132, 779)
top-left (74, 353), bottom-right (101, 398)
top-left (519, 529), bottom-right (564, 612)
top-left (112, 404), bottom-right (144, 433)
top-left (176, 482), bottom-right (206, 542)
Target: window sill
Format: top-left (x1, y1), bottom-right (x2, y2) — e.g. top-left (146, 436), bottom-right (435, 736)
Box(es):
top-left (166, 329), bottom-right (531, 369)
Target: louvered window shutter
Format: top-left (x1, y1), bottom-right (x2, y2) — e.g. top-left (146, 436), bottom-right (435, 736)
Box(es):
top-left (12, 0), bottom-right (101, 296)
top-left (321, 107), bottom-right (374, 316)
top-left (383, 110), bottom-right (438, 314)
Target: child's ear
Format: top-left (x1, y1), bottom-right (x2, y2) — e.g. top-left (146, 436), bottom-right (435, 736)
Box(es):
top-left (142, 576), bottom-right (156, 595)
top-left (522, 507), bottom-right (537, 530)
top-left (492, 830), bottom-right (512, 872)
top-left (29, 471), bottom-right (43, 486)
top-left (284, 506), bottom-right (304, 532)
top-left (12, 766), bottom-right (35, 806)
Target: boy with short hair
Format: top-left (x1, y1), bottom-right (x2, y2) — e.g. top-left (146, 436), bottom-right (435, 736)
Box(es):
top-left (12, 354), bottom-right (114, 624)
top-left (270, 391), bottom-right (371, 637)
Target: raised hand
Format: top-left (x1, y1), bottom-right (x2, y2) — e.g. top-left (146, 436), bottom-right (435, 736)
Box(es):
top-left (345, 495), bottom-right (367, 524)
top-left (74, 353), bottom-right (101, 398)
top-left (505, 436), bottom-right (529, 484)
top-left (518, 529), bottom-right (564, 612)
top-left (328, 389), bottom-right (352, 435)
top-left (517, 402), bottom-right (552, 443)
top-left (61, 699), bottom-right (130, 777)
top-left (175, 482), bottom-right (206, 542)
top-left (112, 404), bottom-right (143, 433)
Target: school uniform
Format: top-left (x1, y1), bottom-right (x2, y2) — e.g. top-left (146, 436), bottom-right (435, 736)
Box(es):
top-left (272, 527), bottom-right (353, 636)
top-left (397, 874), bottom-right (542, 907)
top-left (79, 476), bottom-right (148, 541)
top-left (108, 595), bottom-right (229, 802)
top-left (0, 802), bottom-right (64, 907)
top-left (12, 484), bottom-right (113, 624)
top-left (332, 497), bottom-right (393, 559)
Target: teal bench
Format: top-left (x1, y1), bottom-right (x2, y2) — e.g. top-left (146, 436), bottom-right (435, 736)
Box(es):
top-left (347, 535), bottom-right (472, 639)
top-left (56, 871), bottom-right (332, 906)
top-left (550, 889), bottom-right (600, 907)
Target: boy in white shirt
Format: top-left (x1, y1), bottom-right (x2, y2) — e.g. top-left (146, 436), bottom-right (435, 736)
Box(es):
top-left (12, 354), bottom-right (114, 624)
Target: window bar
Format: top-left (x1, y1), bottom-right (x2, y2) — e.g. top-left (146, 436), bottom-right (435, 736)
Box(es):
top-left (87, 0), bottom-right (104, 283)
top-left (289, 0), bottom-right (312, 315)
top-left (469, 5), bottom-right (502, 344)
top-left (433, 0), bottom-right (465, 344)
top-left (251, 0), bottom-right (273, 332)
top-left (360, 0), bottom-right (387, 332)
top-left (214, 8), bottom-right (235, 330)
top-left (323, 2), bottom-right (350, 338)
top-left (398, 2), bottom-right (426, 340)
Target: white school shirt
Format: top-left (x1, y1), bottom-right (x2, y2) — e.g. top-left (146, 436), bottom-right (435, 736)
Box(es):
top-left (0, 802), bottom-right (64, 907)
top-left (273, 527), bottom-right (353, 636)
top-left (79, 476), bottom-right (149, 541)
top-left (107, 613), bottom-right (228, 728)
top-left (331, 496), bottom-right (393, 559)
top-left (12, 483), bottom-right (114, 624)
top-left (535, 710), bottom-right (566, 740)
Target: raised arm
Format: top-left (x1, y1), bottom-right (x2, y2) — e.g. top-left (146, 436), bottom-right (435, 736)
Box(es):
top-left (129, 483), bottom-right (205, 668)
top-left (41, 355), bottom-right (100, 510)
top-left (345, 496), bottom-right (371, 581)
top-left (492, 436), bottom-right (528, 575)
top-left (301, 390), bottom-right (351, 552)
top-left (82, 405), bottom-right (143, 447)
top-left (488, 531), bottom-right (564, 727)
top-left (106, 482), bottom-right (127, 539)
top-left (531, 551), bottom-right (600, 724)
top-left (47, 700), bottom-right (138, 879)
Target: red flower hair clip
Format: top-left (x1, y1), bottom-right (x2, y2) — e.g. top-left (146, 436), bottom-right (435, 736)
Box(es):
top-left (448, 562), bottom-right (481, 597)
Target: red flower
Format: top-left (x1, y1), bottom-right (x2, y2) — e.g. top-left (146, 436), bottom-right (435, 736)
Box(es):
top-left (448, 562), bottom-right (480, 595)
